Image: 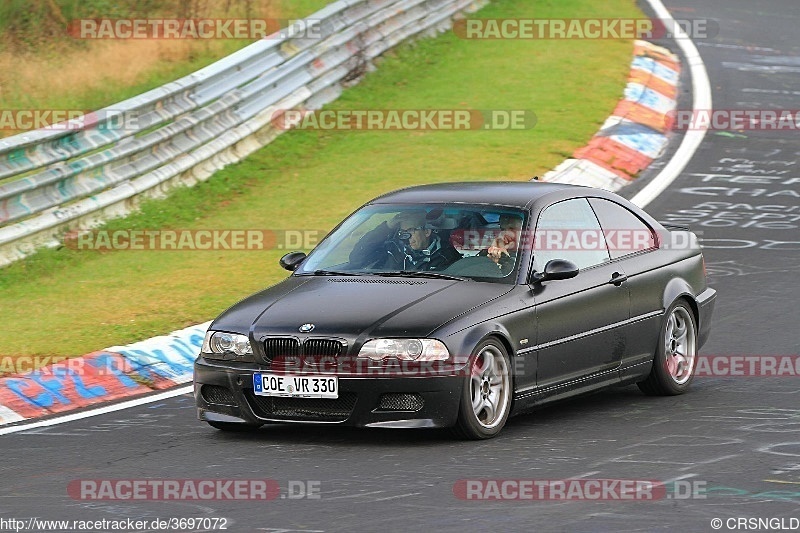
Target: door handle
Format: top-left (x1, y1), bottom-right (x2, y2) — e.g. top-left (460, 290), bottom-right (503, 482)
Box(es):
top-left (609, 272), bottom-right (628, 286)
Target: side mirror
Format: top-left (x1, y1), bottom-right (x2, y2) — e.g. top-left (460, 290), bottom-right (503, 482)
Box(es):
top-left (280, 251), bottom-right (307, 271)
top-left (530, 259), bottom-right (579, 284)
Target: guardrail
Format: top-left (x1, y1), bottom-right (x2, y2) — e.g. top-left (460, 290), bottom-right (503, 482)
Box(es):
top-left (0, 0), bottom-right (487, 267)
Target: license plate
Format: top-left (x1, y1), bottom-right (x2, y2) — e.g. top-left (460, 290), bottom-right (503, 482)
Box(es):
top-left (253, 373), bottom-right (338, 399)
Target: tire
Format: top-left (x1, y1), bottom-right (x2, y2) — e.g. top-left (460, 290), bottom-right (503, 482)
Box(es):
top-left (207, 421), bottom-right (263, 432)
top-left (638, 300), bottom-right (698, 396)
top-left (453, 338), bottom-right (513, 439)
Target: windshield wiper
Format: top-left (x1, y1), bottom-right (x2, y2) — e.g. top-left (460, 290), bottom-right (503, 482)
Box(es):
top-left (309, 269), bottom-right (364, 276)
top-left (375, 270), bottom-right (467, 281)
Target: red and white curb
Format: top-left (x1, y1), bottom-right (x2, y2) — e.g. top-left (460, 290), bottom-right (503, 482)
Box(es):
top-left (542, 40), bottom-right (680, 191)
top-left (0, 322), bottom-right (210, 425)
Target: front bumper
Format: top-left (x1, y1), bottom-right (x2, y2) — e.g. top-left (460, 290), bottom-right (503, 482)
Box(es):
top-left (696, 287), bottom-right (716, 349)
top-left (194, 357), bottom-right (464, 428)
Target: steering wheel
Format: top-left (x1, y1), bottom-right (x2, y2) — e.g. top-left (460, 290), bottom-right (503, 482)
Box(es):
top-left (497, 252), bottom-right (515, 273)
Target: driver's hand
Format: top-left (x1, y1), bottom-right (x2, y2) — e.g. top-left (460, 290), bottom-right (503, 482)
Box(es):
top-left (487, 243), bottom-right (510, 263)
top-left (487, 232), bottom-right (516, 263)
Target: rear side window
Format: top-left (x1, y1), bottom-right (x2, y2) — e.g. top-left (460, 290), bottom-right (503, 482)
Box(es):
top-left (588, 198), bottom-right (657, 260)
top-left (534, 198), bottom-right (610, 270)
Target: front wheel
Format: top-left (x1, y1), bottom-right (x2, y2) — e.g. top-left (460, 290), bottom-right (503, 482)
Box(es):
top-left (453, 339), bottom-right (512, 439)
top-left (638, 300), bottom-right (698, 396)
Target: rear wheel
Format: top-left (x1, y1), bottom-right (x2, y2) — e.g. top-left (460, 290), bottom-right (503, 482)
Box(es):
top-left (453, 339), bottom-right (512, 439)
top-left (638, 300), bottom-right (698, 396)
top-left (207, 421), bottom-right (263, 432)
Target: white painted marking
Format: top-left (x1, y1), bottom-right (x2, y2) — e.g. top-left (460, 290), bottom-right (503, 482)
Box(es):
top-left (567, 471), bottom-right (601, 479)
top-left (678, 454), bottom-right (740, 471)
top-left (759, 442), bottom-right (800, 457)
top-left (324, 490), bottom-right (387, 501)
top-left (0, 405), bottom-right (26, 425)
top-left (661, 473), bottom-right (698, 484)
top-left (697, 42), bottom-right (776, 53)
top-left (631, 0), bottom-right (713, 209)
top-left (0, 385), bottom-right (193, 436)
top-left (368, 492), bottom-right (421, 502)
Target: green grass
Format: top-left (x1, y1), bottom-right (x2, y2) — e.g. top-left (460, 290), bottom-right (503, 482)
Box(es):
top-left (0, 0), bottom-right (644, 358)
top-left (0, 0), bottom-right (333, 125)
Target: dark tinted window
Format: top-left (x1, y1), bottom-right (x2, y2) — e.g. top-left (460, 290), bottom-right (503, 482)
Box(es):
top-left (588, 198), bottom-right (657, 259)
top-left (534, 198), bottom-right (610, 270)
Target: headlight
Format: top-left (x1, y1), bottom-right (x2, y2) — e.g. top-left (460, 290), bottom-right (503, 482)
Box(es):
top-left (357, 338), bottom-right (449, 361)
top-left (201, 331), bottom-right (254, 361)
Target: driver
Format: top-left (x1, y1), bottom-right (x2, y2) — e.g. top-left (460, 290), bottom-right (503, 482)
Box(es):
top-left (349, 210), bottom-right (461, 271)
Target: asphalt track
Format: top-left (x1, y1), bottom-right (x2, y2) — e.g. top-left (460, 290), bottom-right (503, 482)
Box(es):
top-left (3, 1), bottom-right (800, 531)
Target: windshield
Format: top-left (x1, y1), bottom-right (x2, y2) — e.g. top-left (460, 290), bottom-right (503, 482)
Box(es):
top-left (296, 204), bottom-right (527, 283)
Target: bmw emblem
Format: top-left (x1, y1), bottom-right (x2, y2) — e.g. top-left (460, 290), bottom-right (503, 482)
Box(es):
top-left (299, 323), bottom-right (315, 333)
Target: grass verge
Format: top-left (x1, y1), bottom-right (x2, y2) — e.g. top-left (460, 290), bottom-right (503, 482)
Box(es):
top-left (0, 0), bottom-right (644, 358)
top-left (0, 0), bottom-right (332, 136)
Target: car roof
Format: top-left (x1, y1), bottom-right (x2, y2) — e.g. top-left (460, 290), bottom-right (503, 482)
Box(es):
top-left (368, 181), bottom-right (585, 209)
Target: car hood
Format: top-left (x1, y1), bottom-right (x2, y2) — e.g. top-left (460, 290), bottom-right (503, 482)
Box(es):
top-left (212, 275), bottom-right (512, 342)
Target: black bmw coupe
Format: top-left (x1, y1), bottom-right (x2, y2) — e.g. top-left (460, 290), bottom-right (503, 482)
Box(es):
top-left (194, 182), bottom-right (716, 439)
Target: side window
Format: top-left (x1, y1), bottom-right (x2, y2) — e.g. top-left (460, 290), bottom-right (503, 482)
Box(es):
top-left (534, 198), bottom-right (610, 270)
top-left (588, 198), bottom-right (657, 260)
